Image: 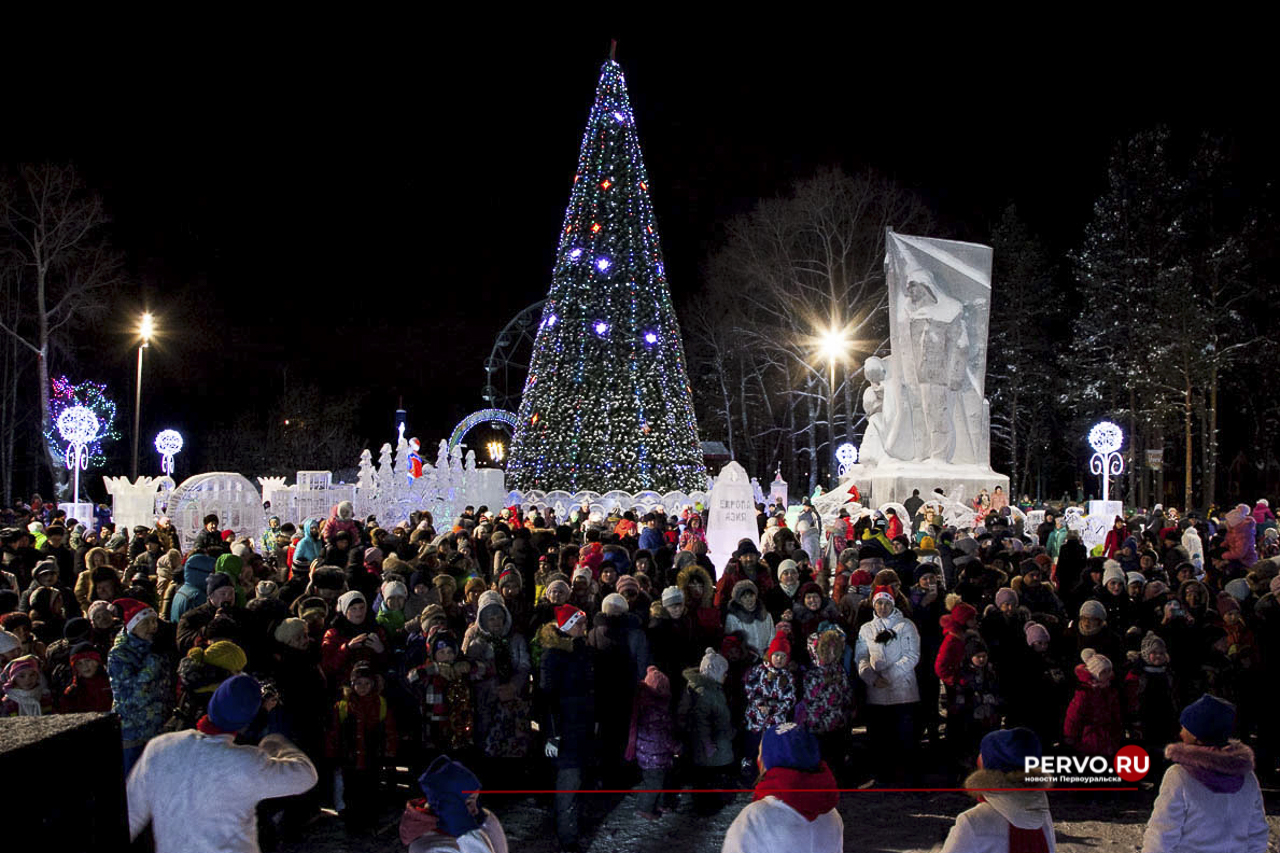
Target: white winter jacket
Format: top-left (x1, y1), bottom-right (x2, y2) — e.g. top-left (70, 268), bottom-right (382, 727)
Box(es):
top-left (725, 609), bottom-right (775, 657)
top-left (408, 811), bottom-right (508, 853)
top-left (127, 731), bottom-right (318, 853)
top-left (721, 795), bottom-right (843, 853)
top-left (1141, 753), bottom-right (1268, 852)
top-left (855, 609), bottom-right (920, 705)
top-left (941, 787), bottom-right (1057, 853)
top-left (1181, 528), bottom-right (1204, 572)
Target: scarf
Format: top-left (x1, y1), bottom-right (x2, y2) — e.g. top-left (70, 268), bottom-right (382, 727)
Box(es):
top-left (751, 762), bottom-right (839, 821)
top-left (196, 714), bottom-right (234, 736)
top-left (3, 685), bottom-right (45, 716)
top-left (377, 606), bottom-right (407, 634)
top-left (1008, 825), bottom-right (1050, 853)
top-left (780, 581), bottom-right (800, 597)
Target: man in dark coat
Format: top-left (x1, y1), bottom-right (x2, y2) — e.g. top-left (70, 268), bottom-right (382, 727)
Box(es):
top-left (538, 605), bottom-right (595, 852)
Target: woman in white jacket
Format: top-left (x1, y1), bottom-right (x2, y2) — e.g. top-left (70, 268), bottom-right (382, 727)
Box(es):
top-left (942, 727), bottom-right (1056, 853)
top-left (127, 674), bottom-right (318, 853)
top-left (1141, 694), bottom-right (1268, 853)
top-left (855, 585), bottom-right (920, 784)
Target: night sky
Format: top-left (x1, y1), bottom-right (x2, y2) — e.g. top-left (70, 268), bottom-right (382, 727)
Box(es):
top-left (4, 33), bottom-right (1268, 476)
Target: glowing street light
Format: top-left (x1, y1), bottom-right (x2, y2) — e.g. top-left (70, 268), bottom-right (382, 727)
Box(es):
top-left (811, 321), bottom-right (854, 486)
top-left (132, 312), bottom-right (155, 481)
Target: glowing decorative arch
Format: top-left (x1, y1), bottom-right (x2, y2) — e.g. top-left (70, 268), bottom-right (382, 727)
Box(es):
top-left (448, 409), bottom-right (519, 453)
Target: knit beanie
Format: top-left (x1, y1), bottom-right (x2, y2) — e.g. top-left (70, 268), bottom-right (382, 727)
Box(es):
top-left (661, 586), bottom-right (684, 607)
top-left (994, 588), bottom-right (1018, 608)
top-left (336, 590), bottom-right (365, 616)
top-left (1224, 578), bottom-right (1251, 603)
top-left (555, 604), bottom-right (585, 633)
top-left (0, 629), bottom-right (19, 656)
top-left (461, 577), bottom-right (484, 597)
top-left (767, 632), bottom-right (791, 661)
top-left (613, 574), bottom-right (639, 596)
top-left (546, 579), bottom-right (571, 600)
top-left (699, 647), bottom-right (729, 683)
top-left (1126, 572), bottom-right (1146, 587)
top-left (63, 617), bottom-right (92, 641)
top-left (231, 542), bottom-right (251, 560)
top-left (2, 654), bottom-right (40, 689)
top-left (206, 673), bottom-right (262, 732)
top-left (273, 618), bottom-right (308, 646)
top-left (1024, 621), bottom-right (1050, 646)
top-left (1179, 694), bottom-right (1236, 746)
top-left (965, 634), bottom-right (988, 659)
top-left (206, 572), bottom-right (234, 598)
top-left (1216, 591), bottom-right (1241, 617)
top-left (1078, 600), bottom-right (1106, 622)
top-left (1140, 631), bottom-right (1167, 663)
top-left (777, 558), bottom-right (798, 578)
top-left (761, 722), bottom-right (822, 772)
top-left (731, 579), bottom-right (759, 602)
top-left (418, 755), bottom-right (485, 837)
top-left (572, 566), bottom-right (593, 584)
top-left (1081, 648), bottom-right (1112, 680)
top-left (643, 665), bottom-right (671, 697)
top-left (381, 580), bottom-right (408, 602)
top-left (601, 593), bottom-right (628, 616)
top-left (69, 642), bottom-right (102, 667)
top-left (191, 640), bottom-right (248, 674)
top-left (1102, 561), bottom-right (1126, 587)
top-left (979, 727), bottom-right (1042, 773)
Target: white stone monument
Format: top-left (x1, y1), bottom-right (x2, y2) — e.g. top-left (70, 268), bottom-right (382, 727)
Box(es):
top-left (705, 461), bottom-right (759, 579)
top-left (843, 230), bottom-right (1009, 507)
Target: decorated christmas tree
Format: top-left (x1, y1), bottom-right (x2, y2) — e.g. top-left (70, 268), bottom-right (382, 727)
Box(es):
top-left (507, 49), bottom-right (706, 494)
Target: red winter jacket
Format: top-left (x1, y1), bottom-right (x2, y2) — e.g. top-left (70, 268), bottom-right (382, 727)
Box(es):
top-left (61, 672), bottom-right (113, 713)
top-left (1063, 664), bottom-right (1123, 758)
top-left (934, 602), bottom-right (977, 687)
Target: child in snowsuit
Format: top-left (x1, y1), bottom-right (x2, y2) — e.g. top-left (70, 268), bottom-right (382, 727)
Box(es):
top-left (627, 665), bottom-right (679, 819)
top-left (800, 625), bottom-right (853, 770)
top-left (327, 661), bottom-right (398, 830)
top-left (61, 642), bottom-right (113, 713)
top-left (1, 654), bottom-right (51, 716)
top-left (1124, 631), bottom-right (1178, 764)
top-left (743, 631), bottom-right (797, 764)
top-left (1064, 649), bottom-right (1122, 759)
top-left (407, 628), bottom-right (473, 755)
top-left (949, 634), bottom-right (1001, 758)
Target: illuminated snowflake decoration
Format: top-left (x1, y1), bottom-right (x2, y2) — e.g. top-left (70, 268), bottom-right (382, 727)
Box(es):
top-left (154, 429), bottom-right (184, 475)
top-left (57, 406), bottom-right (100, 449)
top-left (45, 376), bottom-right (119, 469)
top-left (1087, 421), bottom-right (1123, 455)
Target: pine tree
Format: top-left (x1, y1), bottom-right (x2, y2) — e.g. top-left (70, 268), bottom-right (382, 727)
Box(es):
top-left (507, 53), bottom-right (706, 494)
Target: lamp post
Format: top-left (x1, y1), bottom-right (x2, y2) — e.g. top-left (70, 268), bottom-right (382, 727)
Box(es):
top-left (132, 312), bottom-right (154, 480)
top-left (816, 324), bottom-right (851, 487)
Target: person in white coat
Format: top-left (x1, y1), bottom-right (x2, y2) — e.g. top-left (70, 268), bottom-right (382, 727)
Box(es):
top-left (1180, 525), bottom-right (1204, 574)
top-left (401, 754), bottom-right (508, 853)
top-left (127, 673), bottom-right (318, 853)
top-left (1141, 694), bottom-right (1268, 853)
top-left (855, 585), bottom-right (920, 785)
top-left (942, 727), bottom-right (1056, 853)
top-left (722, 722), bottom-right (843, 853)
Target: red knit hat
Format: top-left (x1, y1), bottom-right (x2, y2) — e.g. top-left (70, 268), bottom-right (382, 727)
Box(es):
top-left (114, 598), bottom-right (155, 634)
top-left (555, 604), bottom-right (585, 633)
top-left (767, 632), bottom-right (791, 660)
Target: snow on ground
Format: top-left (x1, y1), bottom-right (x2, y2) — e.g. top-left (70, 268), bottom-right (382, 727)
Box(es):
top-left (282, 782), bottom-right (1280, 852)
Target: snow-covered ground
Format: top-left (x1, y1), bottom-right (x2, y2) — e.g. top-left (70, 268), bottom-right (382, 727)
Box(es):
top-left (282, 781), bottom-right (1280, 852)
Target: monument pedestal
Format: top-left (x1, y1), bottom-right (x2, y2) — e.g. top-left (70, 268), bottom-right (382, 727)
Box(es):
top-left (853, 460), bottom-right (1008, 509)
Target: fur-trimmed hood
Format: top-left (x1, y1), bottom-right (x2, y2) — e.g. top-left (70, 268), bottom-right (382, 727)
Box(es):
top-left (1165, 739), bottom-right (1255, 793)
top-left (963, 767), bottom-right (1051, 828)
top-left (536, 620), bottom-right (574, 654)
top-left (676, 564), bottom-right (714, 604)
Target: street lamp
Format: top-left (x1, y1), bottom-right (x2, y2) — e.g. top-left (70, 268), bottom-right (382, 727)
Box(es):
top-left (814, 322), bottom-right (852, 486)
top-left (132, 312), bottom-right (154, 480)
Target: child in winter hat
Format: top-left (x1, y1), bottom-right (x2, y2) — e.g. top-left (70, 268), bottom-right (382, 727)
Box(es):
top-left (62, 643), bottom-right (112, 713)
top-left (1, 654), bottom-right (50, 716)
top-left (699, 647), bottom-right (729, 683)
top-left (627, 666), bottom-right (678, 819)
top-left (377, 580), bottom-right (409, 635)
top-left (1024, 621), bottom-right (1051, 650)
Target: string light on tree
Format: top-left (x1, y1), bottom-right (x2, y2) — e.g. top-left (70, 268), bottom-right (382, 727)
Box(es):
top-left (45, 376), bottom-right (119, 470)
top-left (506, 46), bottom-right (706, 494)
top-left (1088, 420), bottom-right (1125, 502)
top-left (154, 429), bottom-right (184, 475)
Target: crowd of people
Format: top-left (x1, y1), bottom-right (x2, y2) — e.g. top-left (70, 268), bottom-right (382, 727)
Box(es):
top-left (0, 490), bottom-right (1274, 852)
